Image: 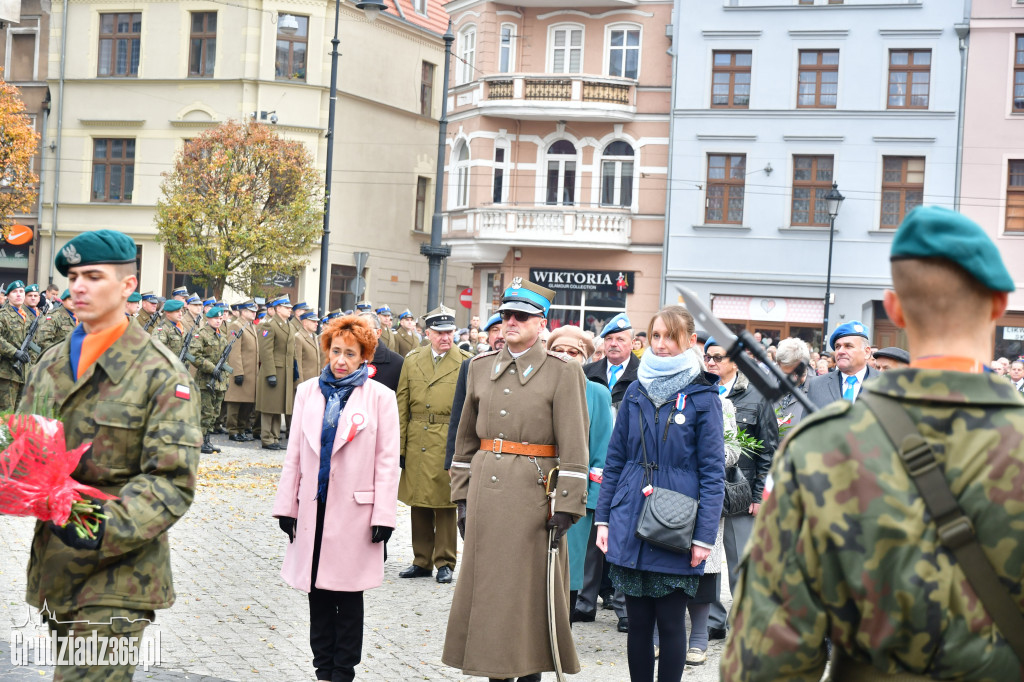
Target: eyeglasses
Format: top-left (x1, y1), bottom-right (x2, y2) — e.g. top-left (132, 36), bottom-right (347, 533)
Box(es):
top-left (551, 346), bottom-right (581, 357)
top-left (704, 354), bottom-right (726, 364)
top-left (500, 310), bottom-right (537, 323)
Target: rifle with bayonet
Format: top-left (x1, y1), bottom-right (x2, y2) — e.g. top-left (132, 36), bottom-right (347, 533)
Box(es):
top-left (11, 311), bottom-right (42, 379)
top-left (206, 329), bottom-right (241, 391)
top-left (178, 315), bottom-right (202, 364)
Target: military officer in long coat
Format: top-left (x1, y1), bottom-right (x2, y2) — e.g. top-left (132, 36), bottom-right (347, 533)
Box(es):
top-left (0, 280), bottom-right (31, 411)
top-left (38, 289), bottom-right (77, 352)
top-left (256, 295), bottom-right (295, 450)
top-left (394, 310), bottom-right (420, 357)
top-left (225, 301), bottom-right (259, 442)
top-left (293, 310), bottom-right (324, 384)
top-left (376, 305), bottom-right (399, 353)
top-left (443, 279), bottom-right (589, 682)
top-left (396, 305), bottom-right (470, 584)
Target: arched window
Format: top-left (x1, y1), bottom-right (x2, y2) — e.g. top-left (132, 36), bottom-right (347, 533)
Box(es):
top-left (549, 24), bottom-right (584, 74)
top-left (499, 23), bottom-right (516, 73)
top-left (458, 26), bottom-right (476, 84)
top-left (452, 140), bottom-right (470, 208)
top-left (601, 141), bottom-right (634, 207)
top-left (546, 140), bottom-right (577, 205)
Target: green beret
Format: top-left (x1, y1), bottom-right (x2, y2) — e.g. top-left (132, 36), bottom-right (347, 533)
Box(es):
top-left (891, 206), bottom-right (1015, 292)
top-left (60, 289), bottom-right (70, 300)
top-left (127, 292), bottom-right (142, 303)
top-left (55, 229), bottom-right (138, 277)
top-left (162, 299), bottom-right (184, 312)
top-left (24, 284), bottom-right (38, 293)
top-left (205, 306), bottom-right (223, 318)
top-left (5, 280), bottom-right (24, 295)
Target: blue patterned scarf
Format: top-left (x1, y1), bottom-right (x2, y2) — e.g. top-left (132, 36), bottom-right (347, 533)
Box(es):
top-left (316, 363), bottom-right (368, 503)
top-left (637, 347), bottom-right (702, 404)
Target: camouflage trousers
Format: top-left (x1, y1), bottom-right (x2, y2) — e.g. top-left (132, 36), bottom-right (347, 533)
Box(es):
top-left (200, 389), bottom-right (226, 433)
top-left (0, 378), bottom-right (23, 412)
top-left (47, 605), bottom-right (156, 682)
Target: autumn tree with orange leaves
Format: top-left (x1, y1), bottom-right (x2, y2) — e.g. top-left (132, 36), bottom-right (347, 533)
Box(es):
top-left (155, 120), bottom-right (323, 297)
top-left (0, 75), bottom-right (40, 238)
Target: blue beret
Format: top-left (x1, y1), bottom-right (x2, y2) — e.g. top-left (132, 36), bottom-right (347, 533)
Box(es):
top-left (600, 313), bottom-right (632, 339)
top-left (5, 280), bottom-right (24, 294)
top-left (127, 292), bottom-right (142, 303)
top-left (55, 230), bottom-right (137, 277)
top-left (704, 336), bottom-right (719, 353)
top-left (499, 277), bottom-right (554, 316)
top-left (891, 206), bottom-right (1015, 293)
top-left (162, 299), bottom-right (185, 312)
top-left (24, 284), bottom-right (38, 293)
top-left (60, 289), bottom-right (71, 300)
top-left (829, 321), bottom-right (870, 351)
top-left (482, 313), bottom-right (502, 332)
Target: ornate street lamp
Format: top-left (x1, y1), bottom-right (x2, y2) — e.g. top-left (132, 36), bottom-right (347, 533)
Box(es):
top-left (821, 181), bottom-right (845, 345)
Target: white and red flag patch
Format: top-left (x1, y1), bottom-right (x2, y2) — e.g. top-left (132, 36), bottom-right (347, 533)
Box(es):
top-left (174, 384), bottom-right (191, 400)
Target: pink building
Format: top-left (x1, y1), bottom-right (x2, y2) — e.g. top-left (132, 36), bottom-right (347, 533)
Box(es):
top-left (440, 0), bottom-right (671, 334)
top-left (962, 0), bottom-right (1024, 359)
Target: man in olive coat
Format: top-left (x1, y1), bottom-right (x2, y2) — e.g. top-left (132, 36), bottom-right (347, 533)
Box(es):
top-left (256, 295), bottom-right (295, 450)
top-left (376, 304), bottom-right (399, 353)
top-left (443, 278), bottom-right (589, 681)
top-left (225, 301), bottom-right (259, 442)
top-left (293, 310), bottom-right (324, 384)
top-left (396, 305), bottom-right (471, 584)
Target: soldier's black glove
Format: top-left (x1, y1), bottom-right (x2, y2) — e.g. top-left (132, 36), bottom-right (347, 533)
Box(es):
top-left (456, 500), bottom-right (467, 540)
top-left (278, 516), bottom-right (296, 543)
top-left (546, 512), bottom-right (574, 549)
top-left (266, 375), bottom-right (277, 388)
top-left (211, 369), bottom-right (223, 382)
top-left (13, 349), bottom-right (30, 365)
top-left (48, 514), bottom-right (105, 551)
top-left (400, 456), bottom-right (406, 469)
top-left (371, 526), bottom-right (393, 544)
top-left (234, 375), bottom-right (244, 386)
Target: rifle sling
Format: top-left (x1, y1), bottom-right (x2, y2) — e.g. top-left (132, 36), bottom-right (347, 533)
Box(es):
top-left (860, 391), bottom-right (1024, 667)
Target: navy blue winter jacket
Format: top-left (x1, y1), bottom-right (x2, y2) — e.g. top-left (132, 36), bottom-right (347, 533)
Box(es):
top-left (594, 373), bottom-right (725, 576)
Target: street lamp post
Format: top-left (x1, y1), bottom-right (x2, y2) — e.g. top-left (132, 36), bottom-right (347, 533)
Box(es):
top-left (821, 181), bottom-right (845, 345)
top-left (316, 0), bottom-right (385, 317)
top-left (422, 22), bottom-right (455, 311)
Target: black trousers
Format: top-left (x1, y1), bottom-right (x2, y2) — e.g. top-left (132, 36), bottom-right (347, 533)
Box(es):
top-left (309, 499), bottom-right (364, 682)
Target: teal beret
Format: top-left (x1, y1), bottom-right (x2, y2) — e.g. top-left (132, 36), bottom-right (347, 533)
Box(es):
top-left (205, 306), bottom-right (223, 318)
top-left (162, 299), bottom-right (184, 312)
top-left (60, 289), bottom-right (70, 300)
top-left (127, 292), bottom-right (142, 303)
top-left (55, 230), bottom-right (137, 277)
top-left (5, 280), bottom-right (24, 295)
top-left (24, 284), bottom-right (38, 293)
top-left (891, 206), bottom-right (1015, 293)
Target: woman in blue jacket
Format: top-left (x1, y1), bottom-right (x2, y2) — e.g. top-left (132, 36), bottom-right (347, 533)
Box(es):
top-left (595, 305), bottom-right (725, 682)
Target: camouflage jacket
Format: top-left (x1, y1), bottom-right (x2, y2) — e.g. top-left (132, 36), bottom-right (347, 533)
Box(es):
top-left (723, 368), bottom-right (1024, 681)
top-left (0, 303), bottom-right (29, 381)
top-left (19, 321), bottom-right (202, 613)
top-left (38, 306), bottom-right (77, 352)
top-left (151, 321), bottom-right (187, 358)
top-left (191, 324), bottom-right (232, 392)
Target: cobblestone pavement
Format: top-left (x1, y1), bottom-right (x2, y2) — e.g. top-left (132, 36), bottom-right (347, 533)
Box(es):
top-left (0, 434), bottom-right (730, 681)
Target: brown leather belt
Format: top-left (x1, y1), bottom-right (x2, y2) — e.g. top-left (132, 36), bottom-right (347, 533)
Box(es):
top-left (480, 439), bottom-right (556, 457)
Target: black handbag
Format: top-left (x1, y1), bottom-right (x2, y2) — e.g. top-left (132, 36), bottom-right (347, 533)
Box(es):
top-left (633, 409), bottom-right (698, 554)
top-left (722, 465), bottom-right (753, 517)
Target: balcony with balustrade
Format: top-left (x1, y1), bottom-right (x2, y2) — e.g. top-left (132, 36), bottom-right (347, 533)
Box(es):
top-left (475, 74), bottom-right (637, 122)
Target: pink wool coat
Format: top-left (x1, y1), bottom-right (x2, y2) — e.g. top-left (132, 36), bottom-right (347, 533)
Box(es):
top-left (272, 376), bottom-right (400, 593)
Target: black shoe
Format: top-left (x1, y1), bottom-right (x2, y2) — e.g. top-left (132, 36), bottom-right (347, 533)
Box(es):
top-left (617, 617), bottom-right (629, 633)
top-left (708, 627), bottom-right (727, 640)
top-left (600, 591), bottom-right (615, 609)
top-left (261, 442), bottom-right (284, 450)
top-left (399, 565), bottom-right (432, 579)
top-left (518, 675), bottom-right (541, 682)
top-left (570, 609), bottom-right (595, 623)
top-left (201, 434), bottom-right (214, 455)
top-left (243, 432), bottom-right (255, 442)
top-left (229, 433), bottom-right (245, 442)
top-left (436, 566), bottom-right (453, 583)
top-left (213, 426), bottom-right (228, 435)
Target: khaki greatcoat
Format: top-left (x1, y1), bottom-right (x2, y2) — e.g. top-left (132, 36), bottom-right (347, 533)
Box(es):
top-left (394, 327), bottom-right (419, 357)
top-left (256, 315), bottom-right (295, 415)
top-left (224, 320), bottom-right (258, 404)
top-left (293, 330), bottom-right (324, 385)
top-left (443, 341), bottom-right (589, 679)
top-left (397, 345), bottom-right (469, 508)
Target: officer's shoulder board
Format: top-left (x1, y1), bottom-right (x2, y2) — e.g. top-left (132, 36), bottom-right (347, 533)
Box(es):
top-left (471, 349), bottom-right (500, 361)
top-left (545, 350), bottom-right (571, 363)
top-left (457, 347), bottom-right (474, 360)
top-left (406, 345), bottom-right (428, 359)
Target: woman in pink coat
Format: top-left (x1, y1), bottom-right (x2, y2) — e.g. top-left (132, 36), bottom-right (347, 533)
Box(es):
top-left (272, 315), bottom-right (400, 682)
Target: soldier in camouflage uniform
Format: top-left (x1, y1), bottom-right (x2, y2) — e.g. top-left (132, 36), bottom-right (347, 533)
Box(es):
top-left (151, 299), bottom-right (188, 357)
top-left (20, 230), bottom-right (201, 682)
top-left (0, 280), bottom-right (31, 411)
top-left (190, 306), bottom-right (233, 454)
top-left (723, 206), bottom-right (1024, 681)
top-left (38, 289), bottom-right (77, 352)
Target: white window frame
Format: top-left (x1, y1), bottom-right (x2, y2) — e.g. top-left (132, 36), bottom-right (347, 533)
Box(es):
top-left (600, 141), bottom-right (636, 209)
top-left (5, 16), bottom-right (40, 82)
top-left (457, 25), bottom-right (476, 85)
top-left (605, 23), bottom-right (642, 80)
top-left (547, 23), bottom-right (584, 75)
top-left (499, 22), bottom-right (516, 73)
top-left (450, 140), bottom-right (471, 209)
top-left (413, 0), bottom-right (427, 16)
top-left (491, 142), bottom-right (509, 204)
top-left (544, 140), bottom-right (579, 206)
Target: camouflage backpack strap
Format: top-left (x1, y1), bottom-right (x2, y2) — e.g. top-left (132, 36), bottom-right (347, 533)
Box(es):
top-left (861, 391), bottom-right (1024, 667)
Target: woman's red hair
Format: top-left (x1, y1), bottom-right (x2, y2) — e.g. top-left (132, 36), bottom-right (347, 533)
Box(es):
top-left (320, 315), bottom-right (377, 361)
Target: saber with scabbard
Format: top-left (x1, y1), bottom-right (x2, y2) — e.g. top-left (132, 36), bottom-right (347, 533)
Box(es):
top-left (545, 466), bottom-right (567, 682)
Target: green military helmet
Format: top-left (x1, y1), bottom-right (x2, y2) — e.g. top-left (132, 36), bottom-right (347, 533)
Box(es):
top-left (54, 230), bottom-right (137, 276)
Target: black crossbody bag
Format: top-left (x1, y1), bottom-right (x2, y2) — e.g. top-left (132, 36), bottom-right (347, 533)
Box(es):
top-left (634, 408), bottom-right (698, 554)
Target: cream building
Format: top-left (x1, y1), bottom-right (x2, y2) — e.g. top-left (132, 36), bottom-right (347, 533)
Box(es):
top-left (36, 0), bottom-right (470, 315)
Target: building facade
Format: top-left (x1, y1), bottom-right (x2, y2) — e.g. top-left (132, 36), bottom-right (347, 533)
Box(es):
top-left (960, 0), bottom-right (1024, 361)
top-left (440, 0), bottom-right (672, 334)
top-left (665, 0), bottom-right (965, 351)
top-left (34, 0), bottom-right (469, 315)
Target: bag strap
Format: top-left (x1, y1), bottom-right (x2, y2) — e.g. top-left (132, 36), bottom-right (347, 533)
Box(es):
top-left (637, 409), bottom-right (653, 488)
top-left (860, 391), bottom-right (1024, 665)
